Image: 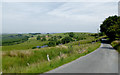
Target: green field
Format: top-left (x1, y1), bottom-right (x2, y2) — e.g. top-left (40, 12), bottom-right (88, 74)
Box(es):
top-left (2, 32), bottom-right (101, 73)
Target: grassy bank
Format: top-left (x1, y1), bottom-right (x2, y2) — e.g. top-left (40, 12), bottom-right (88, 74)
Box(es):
top-left (111, 40), bottom-right (120, 53)
top-left (2, 42), bottom-right (100, 73)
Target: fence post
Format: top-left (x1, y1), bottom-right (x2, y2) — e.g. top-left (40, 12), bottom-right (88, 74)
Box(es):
top-left (47, 54), bottom-right (50, 62)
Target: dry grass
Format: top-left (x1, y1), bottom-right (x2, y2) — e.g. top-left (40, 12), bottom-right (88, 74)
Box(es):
top-left (114, 40), bottom-right (120, 44)
top-left (2, 50), bottom-right (33, 57)
top-left (56, 45), bottom-right (68, 49)
top-left (111, 40), bottom-right (120, 53)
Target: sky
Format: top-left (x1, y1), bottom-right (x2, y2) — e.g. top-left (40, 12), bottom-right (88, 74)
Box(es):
top-left (2, 2), bottom-right (118, 33)
top-left (0, 2), bottom-right (2, 34)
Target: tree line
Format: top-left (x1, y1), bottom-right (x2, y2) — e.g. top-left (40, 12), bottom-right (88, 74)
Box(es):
top-left (36, 32), bottom-right (86, 47)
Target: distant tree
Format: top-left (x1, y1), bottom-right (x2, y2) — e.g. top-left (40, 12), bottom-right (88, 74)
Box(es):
top-left (17, 34), bottom-right (22, 36)
top-left (57, 36), bottom-right (62, 39)
top-left (41, 37), bottom-right (46, 41)
top-left (32, 47), bottom-right (36, 49)
top-left (61, 36), bottom-right (72, 44)
top-left (29, 33), bottom-right (41, 35)
top-left (53, 36), bottom-right (57, 41)
top-left (68, 32), bottom-right (75, 37)
top-left (48, 41), bottom-right (56, 47)
top-left (37, 36), bottom-right (41, 40)
top-left (48, 36), bottom-right (57, 41)
top-left (56, 41), bottom-right (61, 45)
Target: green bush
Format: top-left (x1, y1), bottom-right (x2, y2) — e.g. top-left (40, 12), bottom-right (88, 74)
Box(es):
top-left (41, 37), bottom-right (46, 41)
top-left (68, 32), bottom-right (74, 37)
top-left (37, 36), bottom-right (41, 40)
top-left (48, 36), bottom-right (57, 41)
top-left (32, 47), bottom-right (36, 49)
top-left (61, 36), bottom-right (72, 44)
top-left (48, 41), bottom-right (56, 47)
top-left (56, 41), bottom-right (61, 45)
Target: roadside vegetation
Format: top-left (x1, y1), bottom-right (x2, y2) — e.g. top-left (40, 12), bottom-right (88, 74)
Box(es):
top-left (111, 41), bottom-right (120, 53)
top-left (2, 32), bottom-right (101, 73)
top-left (100, 15), bottom-right (120, 52)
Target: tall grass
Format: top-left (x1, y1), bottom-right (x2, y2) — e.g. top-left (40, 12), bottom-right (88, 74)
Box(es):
top-left (111, 40), bottom-right (120, 53)
top-left (2, 42), bottom-right (100, 73)
top-left (2, 33), bottom-right (101, 73)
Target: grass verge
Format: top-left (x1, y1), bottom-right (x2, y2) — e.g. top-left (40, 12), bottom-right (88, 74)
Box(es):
top-left (111, 40), bottom-right (120, 53)
top-left (2, 42), bottom-right (101, 73)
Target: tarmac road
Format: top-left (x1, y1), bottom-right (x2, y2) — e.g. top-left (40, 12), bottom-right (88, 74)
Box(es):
top-left (47, 43), bottom-right (118, 73)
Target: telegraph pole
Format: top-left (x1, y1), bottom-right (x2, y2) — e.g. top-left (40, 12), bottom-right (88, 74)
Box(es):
top-left (97, 28), bottom-right (99, 38)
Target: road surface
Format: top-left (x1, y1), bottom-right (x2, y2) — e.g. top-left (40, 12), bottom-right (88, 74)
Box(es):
top-left (47, 43), bottom-right (118, 73)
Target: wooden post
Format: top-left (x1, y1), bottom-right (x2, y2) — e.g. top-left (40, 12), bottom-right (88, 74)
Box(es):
top-left (47, 54), bottom-right (50, 62)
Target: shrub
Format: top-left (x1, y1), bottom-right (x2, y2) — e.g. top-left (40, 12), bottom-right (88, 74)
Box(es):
top-left (56, 41), bottom-right (61, 45)
top-left (68, 32), bottom-right (74, 37)
top-left (61, 36), bottom-right (72, 44)
top-left (48, 36), bottom-right (57, 41)
top-left (37, 36), bottom-right (41, 40)
top-left (41, 37), bottom-right (46, 41)
top-left (48, 41), bottom-right (56, 47)
top-left (57, 36), bottom-right (62, 39)
top-left (32, 47), bottom-right (36, 49)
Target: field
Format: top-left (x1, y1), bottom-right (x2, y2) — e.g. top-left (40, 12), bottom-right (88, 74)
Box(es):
top-left (2, 34), bottom-right (29, 46)
top-left (2, 32), bottom-right (101, 73)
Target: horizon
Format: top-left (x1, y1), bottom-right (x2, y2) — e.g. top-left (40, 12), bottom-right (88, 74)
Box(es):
top-left (2, 31), bottom-right (97, 34)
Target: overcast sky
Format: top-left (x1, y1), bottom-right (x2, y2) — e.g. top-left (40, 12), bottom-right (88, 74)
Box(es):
top-left (2, 2), bottom-right (118, 33)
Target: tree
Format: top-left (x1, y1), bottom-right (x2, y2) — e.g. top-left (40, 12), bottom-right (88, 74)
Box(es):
top-left (48, 41), bottom-right (56, 47)
top-left (56, 41), bottom-right (61, 45)
top-left (68, 32), bottom-right (74, 37)
top-left (100, 15), bottom-right (120, 40)
top-left (41, 37), bottom-right (46, 41)
top-left (57, 36), bottom-right (62, 39)
top-left (61, 36), bottom-right (72, 44)
top-left (37, 36), bottom-right (40, 40)
top-left (48, 36), bottom-right (57, 41)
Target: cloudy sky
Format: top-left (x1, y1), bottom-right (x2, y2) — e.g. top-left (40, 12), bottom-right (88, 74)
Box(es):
top-left (2, 2), bottom-right (118, 33)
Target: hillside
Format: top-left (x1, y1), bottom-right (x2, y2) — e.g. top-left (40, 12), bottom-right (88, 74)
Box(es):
top-left (2, 32), bottom-right (101, 73)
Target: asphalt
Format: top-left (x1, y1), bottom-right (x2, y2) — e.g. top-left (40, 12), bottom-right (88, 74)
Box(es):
top-left (46, 43), bottom-right (118, 73)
